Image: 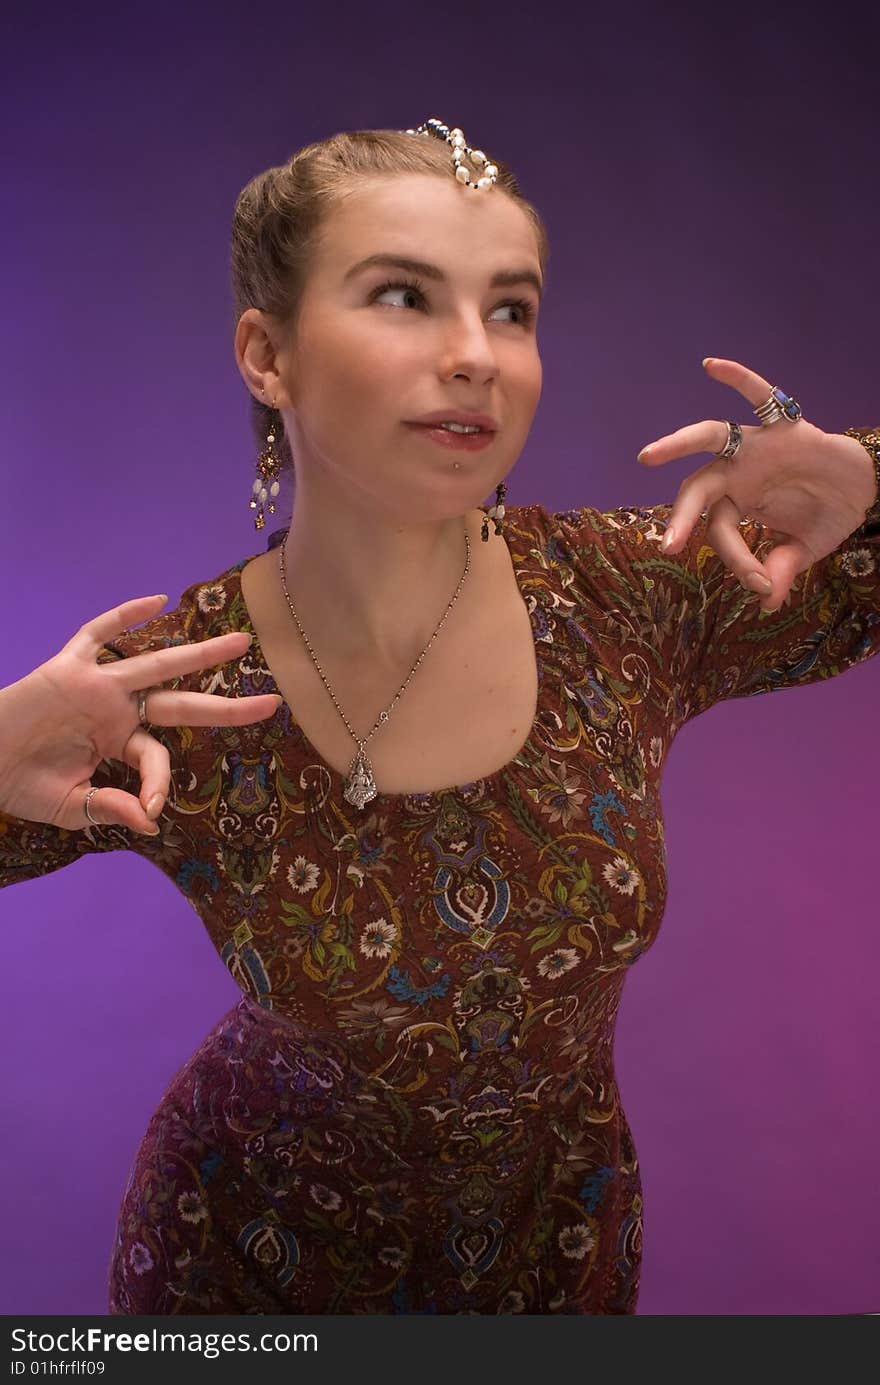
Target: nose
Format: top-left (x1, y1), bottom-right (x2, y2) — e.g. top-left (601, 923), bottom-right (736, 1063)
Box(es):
top-left (441, 312), bottom-right (499, 385)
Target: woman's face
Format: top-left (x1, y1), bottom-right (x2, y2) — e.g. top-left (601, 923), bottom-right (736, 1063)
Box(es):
top-left (270, 173), bottom-right (544, 522)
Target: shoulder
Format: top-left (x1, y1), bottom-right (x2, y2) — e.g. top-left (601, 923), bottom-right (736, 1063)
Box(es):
top-left (547, 503), bottom-right (669, 546)
top-left (94, 548), bottom-right (261, 673)
top-left (517, 501), bottom-right (674, 564)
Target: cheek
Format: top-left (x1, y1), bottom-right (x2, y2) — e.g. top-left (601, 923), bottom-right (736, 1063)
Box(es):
top-left (331, 323), bottom-right (417, 390)
top-left (511, 354), bottom-right (542, 411)
top-left (300, 338), bottom-right (385, 418)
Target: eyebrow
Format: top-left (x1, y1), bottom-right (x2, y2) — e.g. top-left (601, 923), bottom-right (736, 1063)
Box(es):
top-left (343, 252), bottom-right (544, 301)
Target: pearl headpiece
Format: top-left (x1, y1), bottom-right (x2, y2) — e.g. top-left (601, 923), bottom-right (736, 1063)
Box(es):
top-left (403, 117), bottom-right (499, 191)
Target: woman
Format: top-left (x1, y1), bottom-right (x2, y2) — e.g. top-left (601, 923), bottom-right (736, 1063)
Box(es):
top-left (1, 119), bottom-right (878, 1315)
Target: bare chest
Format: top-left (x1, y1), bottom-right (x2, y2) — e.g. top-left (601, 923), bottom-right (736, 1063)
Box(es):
top-left (239, 550), bottom-right (539, 796)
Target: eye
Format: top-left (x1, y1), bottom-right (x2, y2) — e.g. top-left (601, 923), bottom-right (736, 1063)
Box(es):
top-left (369, 278), bottom-right (428, 312)
top-left (367, 276), bottom-right (536, 327)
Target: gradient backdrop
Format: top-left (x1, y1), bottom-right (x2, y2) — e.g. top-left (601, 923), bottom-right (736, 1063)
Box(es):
top-left (2, 1), bottom-right (877, 1316)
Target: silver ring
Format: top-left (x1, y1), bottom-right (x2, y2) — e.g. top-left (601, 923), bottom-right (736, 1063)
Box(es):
top-left (754, 385), bottom-right (802, 427)
top-left (137, 688), bottom-right (151, 728)
top-left (84, 786), bottom-right (101, 827)
top-left (713, 420), bottom-right (743, 460)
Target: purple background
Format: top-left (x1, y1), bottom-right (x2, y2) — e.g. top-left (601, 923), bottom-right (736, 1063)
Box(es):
top-left (2, 2), bottom-right (878, 1316)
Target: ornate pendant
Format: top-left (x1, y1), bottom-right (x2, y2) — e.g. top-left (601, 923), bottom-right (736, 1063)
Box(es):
top-left (343, 746), bottom-right (378, 811)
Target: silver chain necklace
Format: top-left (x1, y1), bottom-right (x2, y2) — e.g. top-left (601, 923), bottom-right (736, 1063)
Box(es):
top-left (277, 526), bottom-right (472, 811)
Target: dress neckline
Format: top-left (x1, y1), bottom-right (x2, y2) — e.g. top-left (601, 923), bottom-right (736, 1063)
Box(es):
top-left (231, 504), bottom-right (546, 806)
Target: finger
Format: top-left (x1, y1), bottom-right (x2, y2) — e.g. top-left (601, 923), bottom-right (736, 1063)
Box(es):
top-left (68, 594), bottom-right (256, 671)
top-left (664, 492), bottom-right (807, 611)
top-left (80, 726), bottom-right (173, 834)
top-left (703, 496), bottom-right (778, 597)
top-left (91, 689), bottom-right (284, 829)
top-left (137, 688), bottom-right (284, 728)
top-left (638, 421), bottom-right (759, 467)
top-left (701, 356), bottom-right (773, 408)
top-left (123, 692), bottom-right (284, 816)
top-left (77, 783), bottom-right (163, 836)
top-left (743, 531), bottom-right (810, 612)
top-left (67, 593), bottom-right (170, 654)
top-left (125, 724), bottom-right (173, 823)
top-left (94, 630), bottom-right (256, 691)
top-left (662, 487), bottom-right (770, 585)
top-left (665, 484), bottom-right (759, 570)
top-left (78, 692), bottom-right (284, 834)
top-left (637, 356), bottom-right (782, 464)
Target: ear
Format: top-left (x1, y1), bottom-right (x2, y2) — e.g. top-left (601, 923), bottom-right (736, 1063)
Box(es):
top-left (234, 308), bottom-right (288, 405)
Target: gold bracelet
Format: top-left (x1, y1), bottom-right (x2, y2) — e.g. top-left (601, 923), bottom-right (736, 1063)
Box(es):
top-left (843, 427), bottom-right (880, 536)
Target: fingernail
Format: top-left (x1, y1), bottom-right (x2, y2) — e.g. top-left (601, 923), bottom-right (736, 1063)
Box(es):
top-left (144, 824), bottom-right (161, 837)
top-left (146, 793), bottom-right (164, 819)
top-left (662, 526), bottom-right (675, 549)
top-left (744, 572), bottom-right (773, 595)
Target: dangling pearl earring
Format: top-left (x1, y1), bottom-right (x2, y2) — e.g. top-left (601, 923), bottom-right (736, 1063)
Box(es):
top-left (249, 391), bottom-right (283, 531)
top-left (481, 481), bottom-right (507, 541)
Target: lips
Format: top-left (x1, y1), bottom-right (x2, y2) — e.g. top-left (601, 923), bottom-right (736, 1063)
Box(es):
top-left (412, 423), bottom-right (488, 435)
top-left (407, 412), bottom-right (498, 431)
top-left (406, 423), bottom-right (495, 452)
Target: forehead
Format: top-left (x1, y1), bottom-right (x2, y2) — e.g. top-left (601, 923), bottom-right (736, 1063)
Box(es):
top-left (314, 174), bottom-right (540, 273)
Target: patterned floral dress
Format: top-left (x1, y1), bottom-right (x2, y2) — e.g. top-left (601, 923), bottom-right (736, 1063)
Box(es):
top-left (2, 490), bottom-right (879, 1315)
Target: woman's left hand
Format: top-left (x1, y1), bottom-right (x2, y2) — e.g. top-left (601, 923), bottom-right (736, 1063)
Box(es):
top-left (637, 357), bottom-right (877, 613)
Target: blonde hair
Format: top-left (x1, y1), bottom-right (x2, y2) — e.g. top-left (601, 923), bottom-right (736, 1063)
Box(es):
top-left (230, 126), bottom-right (550, 477)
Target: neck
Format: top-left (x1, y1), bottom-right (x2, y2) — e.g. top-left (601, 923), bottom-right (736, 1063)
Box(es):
top-left (277, 489), bottom-right (491, 672)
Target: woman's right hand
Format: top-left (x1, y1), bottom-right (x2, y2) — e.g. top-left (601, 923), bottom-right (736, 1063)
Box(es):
top-left (0, 593), bottom-right (282, 836)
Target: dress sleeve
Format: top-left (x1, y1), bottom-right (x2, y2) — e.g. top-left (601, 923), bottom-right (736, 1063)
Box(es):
top-left (0, 586), bottom-right (202, 890)
top-left (550, 427), bottom-right (880, 736)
